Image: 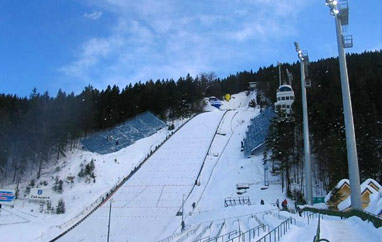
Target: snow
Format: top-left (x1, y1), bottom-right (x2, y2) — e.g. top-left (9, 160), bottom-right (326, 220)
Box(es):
top-left (57, 111), bottom-right (225, 242)
top-left (366, 190), bottom-right (382, 215)
top-left (320, 216), bottom-right (382, 242)
top-left (362, 179), bottom-right (382, 191)
top-left (1, 91), bottom-right (381, 242)
top-left (0, 118), bottom-right (188, 242)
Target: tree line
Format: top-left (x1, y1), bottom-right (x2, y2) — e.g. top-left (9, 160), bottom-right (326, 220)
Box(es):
top-left (0, 50), bottom-right (380, 192)
top-left (0, 71), bottom-right (256, 184)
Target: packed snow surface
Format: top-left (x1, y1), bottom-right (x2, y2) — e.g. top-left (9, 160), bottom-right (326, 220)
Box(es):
top-left (60, 111), bottom-right (225, 242)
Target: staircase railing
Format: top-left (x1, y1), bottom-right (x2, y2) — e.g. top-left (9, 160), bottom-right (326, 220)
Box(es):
top-left (312, 216), bottom-right (330, 242)
top-left (221, 224), bottom-right (267, 242)
top-left (254, 218), bottom-right (295, 242)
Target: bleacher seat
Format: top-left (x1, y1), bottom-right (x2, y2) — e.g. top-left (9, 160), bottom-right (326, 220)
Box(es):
top-left (81, 112), bottom-right (166, 154)
top-left (243, 107), bottom-right (275, 157)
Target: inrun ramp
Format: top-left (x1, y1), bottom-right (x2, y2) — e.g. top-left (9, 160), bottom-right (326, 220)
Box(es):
top-left (60, 111), bottom-right (225, 242)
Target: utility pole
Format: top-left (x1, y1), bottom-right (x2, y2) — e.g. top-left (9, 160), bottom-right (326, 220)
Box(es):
top-left (107, 199), bottom-right (113, 242)
top-left (325, 0), bottom-right (362, 210)
top-left (294, 42), bottom-right (313, 205)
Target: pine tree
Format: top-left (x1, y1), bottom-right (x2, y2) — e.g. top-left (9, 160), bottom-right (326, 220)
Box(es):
top-left (56, 199), bottom-right (65, 214)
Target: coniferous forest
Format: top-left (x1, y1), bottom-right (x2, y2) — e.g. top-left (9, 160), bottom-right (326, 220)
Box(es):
top-left (261, 51), bottom-right (382, 197)
top-left (0, 51), bottom-right (381, 193)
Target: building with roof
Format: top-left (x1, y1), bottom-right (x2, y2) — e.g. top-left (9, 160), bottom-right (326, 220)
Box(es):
top-left (326, 178), bottom-right (382, 211)
top-left (274, 84), bottom-right (294, 117)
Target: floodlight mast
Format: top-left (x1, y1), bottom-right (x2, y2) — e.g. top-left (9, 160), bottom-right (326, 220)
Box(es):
top-left (325, 0), bottom-right (362, 210)
top-left (294, 42), bottom-right (313, 205)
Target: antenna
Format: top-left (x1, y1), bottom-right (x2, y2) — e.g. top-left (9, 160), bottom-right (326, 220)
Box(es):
top-left (278, 62), bottom-right (282, 86)
top-left (286, 69), bottom-right (293, 86)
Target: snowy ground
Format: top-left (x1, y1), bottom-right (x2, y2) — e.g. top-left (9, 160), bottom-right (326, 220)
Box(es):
top-left (280, 214), bottom-right (382, 242)
top-left (157, 91), bottom-right (291, 241)
top-left (0, 118), bottom-right (188, 242)
top-left (59, 110), bottom-right (225, 242)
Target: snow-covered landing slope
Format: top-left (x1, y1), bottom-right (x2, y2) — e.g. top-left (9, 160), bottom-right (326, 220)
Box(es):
top-left (0, 123), bottom-right (175, 242)
top-left (59, 111), bottom-right (225, 242)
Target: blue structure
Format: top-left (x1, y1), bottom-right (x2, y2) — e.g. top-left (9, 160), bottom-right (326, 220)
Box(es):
top-left (243, 107), bottom-right (276, 157)
top-left (81, 112), bottom-right (166, 154)
top-left (208, 97), bottom-right (222, 109)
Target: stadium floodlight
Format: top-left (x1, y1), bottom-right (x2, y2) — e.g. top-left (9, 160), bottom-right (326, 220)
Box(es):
top-left (325, 0), bottom-right (362, 210)
top-left (107, 199), bottom-right (113, 242)
top-left (325, 0), bottom-right (339, 15)
top-left (294, 42), bottom-right (313, 205)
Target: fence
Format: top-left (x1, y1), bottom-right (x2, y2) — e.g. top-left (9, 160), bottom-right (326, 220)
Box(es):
top-left (255, 218), bottom-right (295, 242)
top-left (224, 197), bottom-right (252, 207)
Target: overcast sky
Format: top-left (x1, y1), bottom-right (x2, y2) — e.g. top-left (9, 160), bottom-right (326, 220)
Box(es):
top-left (0, 0), bottom-right (381, 97)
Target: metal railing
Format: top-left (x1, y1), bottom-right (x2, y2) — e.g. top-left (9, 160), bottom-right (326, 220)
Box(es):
top-left (312, 216), bottom-right (330, 242)
top-left (196, 224), bottom-right (266, 242)
top-left (302, 211), bottom-right (322, 225)
top-left (193, 222), bottom-right (213, 241)
top-left (255, 218), bottom-right (295, 242)
top-left (158, 209), bottom-right (276, 242)
top-left (224, 197), bottom-right (252, 207)
top-left (302, 207), bottom-right (382, 228)
top-left (193, 219), bottom-right (268, 242)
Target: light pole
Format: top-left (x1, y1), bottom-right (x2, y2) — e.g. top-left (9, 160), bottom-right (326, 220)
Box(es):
top-left (294, 42), bottom-right (313, 205)
top-left (325, 0), bottom-right (362, 210)
top-left (107, 199), bottom-right (113, 242)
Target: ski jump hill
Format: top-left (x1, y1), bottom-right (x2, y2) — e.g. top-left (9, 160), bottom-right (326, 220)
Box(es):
top-left (1, 92), bottom-right (381, 242)
top-left (60, 110), bottom-right (225, 242)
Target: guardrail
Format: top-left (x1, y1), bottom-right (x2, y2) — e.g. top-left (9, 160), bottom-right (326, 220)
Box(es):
top-left (49, 115), bottom-right (195, 242)
top-left (302, 207), bottom-right (382, 228)
top-left (255, 218), bottom-right (296, 242)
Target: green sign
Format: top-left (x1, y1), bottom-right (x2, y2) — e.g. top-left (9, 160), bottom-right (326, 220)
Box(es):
top-left (313, 197), bottom-right (325, 204)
